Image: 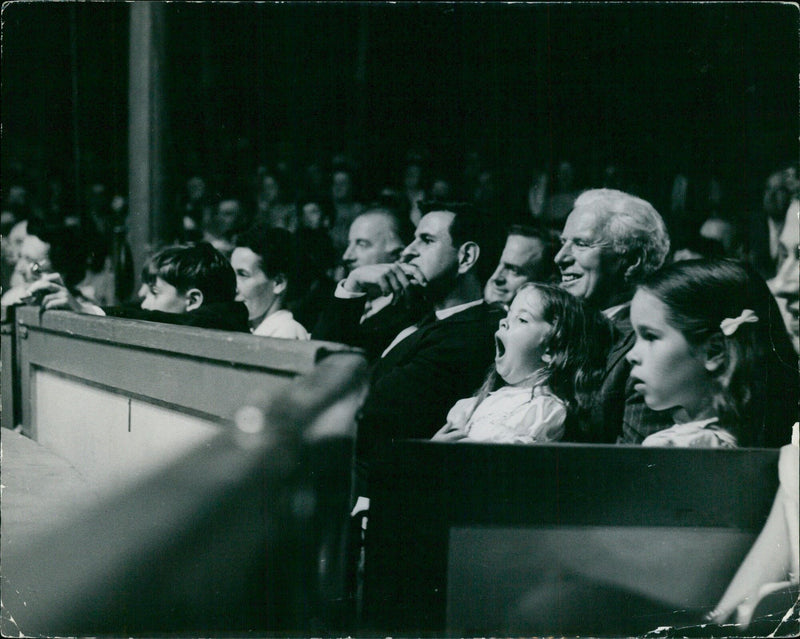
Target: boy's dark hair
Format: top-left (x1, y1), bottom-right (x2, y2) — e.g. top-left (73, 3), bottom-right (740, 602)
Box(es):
top-left (235, 225), bottom-right (296, 297)
top-left (141, 242), bottom-right (236, 305)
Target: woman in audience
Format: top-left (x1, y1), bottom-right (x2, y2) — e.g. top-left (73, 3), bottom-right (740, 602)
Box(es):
top-left (626, 258), bottom-right (798, 448)
top-left (1, 219), bottom-right (87, 308)
top-left (231, 225), bottom-right (309, 339)
top-left (432, 283), bottom-right (612, 444)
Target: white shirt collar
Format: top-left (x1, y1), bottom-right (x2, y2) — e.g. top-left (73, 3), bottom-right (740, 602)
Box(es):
top-left (435, 298), bottom-right (483, 321)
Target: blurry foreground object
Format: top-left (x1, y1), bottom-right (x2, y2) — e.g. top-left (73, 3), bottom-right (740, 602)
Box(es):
top-left (704, 424), bottom-right (799, 637)
top-left (1, 350), bottom-right (368, 636)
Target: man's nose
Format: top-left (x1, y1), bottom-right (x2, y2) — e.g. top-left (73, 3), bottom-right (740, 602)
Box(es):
top-left (401, 243), bottom-right (418, 260)
top-left (554, 243), bottom-right (571, 264)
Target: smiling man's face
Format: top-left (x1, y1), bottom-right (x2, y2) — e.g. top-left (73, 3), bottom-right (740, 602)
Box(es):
top-left (554, 205), bottom-right (627, 310)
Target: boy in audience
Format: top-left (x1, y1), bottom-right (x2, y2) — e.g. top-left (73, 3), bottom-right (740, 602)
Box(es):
top-left (25, 242), bottom-right (249, 332)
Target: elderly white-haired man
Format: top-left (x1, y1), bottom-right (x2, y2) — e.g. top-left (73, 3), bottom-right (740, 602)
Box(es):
top-left (555, 188), bottom-right (672, 443)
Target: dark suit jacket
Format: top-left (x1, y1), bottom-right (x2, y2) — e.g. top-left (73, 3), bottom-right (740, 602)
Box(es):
top-left (312, 294), bottom-right (423, 362)
top-left (359, 301), bottom-right (502, 450)
top-left (328, 300), bottom-right (502, 492)
top-left (581, 304), bottom-right (672, 444)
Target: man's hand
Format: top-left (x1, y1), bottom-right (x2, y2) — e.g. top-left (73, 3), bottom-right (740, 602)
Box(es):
top-left (24, 274), bottom-right (81, 311)
top-left (342, 262), bottom-right (427, 299)
top-left (25, 274), bottom-right (103, 315)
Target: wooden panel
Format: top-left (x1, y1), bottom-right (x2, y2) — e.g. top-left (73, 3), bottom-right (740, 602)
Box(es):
top-left (0, 428), bottom-right (102, 543)
top-left (35, 371), bottom-right (220, 494)
top-left (22, 329), bottom-right (295, 431)
top-left (362, 440), bottom-right (780, 636)
top-left (13, 306), bottom-right (359, 439)
top-left (446, 526), bottom-right (756, 636)
top-left (18, 307), bottom-right (346, 373)
top-left (1, 319), bottom-right (18, 429)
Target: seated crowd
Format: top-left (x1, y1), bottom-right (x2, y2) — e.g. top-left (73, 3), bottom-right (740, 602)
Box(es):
top-left (3, 150), bottom-right (799, 457)
top-left (5, 179), bottom-right (798, 451)
top-left (2, 154), bottom-right (799, 631)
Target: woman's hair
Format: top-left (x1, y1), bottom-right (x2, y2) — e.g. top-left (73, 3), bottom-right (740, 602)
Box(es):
top-left (468, 283), bottom-right (614, 425)
top-left (235, 224), bottom-right (296, 299)
top-left (638, 258), bottom-right (798, 447)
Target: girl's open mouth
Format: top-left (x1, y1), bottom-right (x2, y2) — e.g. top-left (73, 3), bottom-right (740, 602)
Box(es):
top-left (495, 333), bottom-right (506, 360)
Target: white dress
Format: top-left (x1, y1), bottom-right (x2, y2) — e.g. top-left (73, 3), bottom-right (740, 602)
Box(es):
top-left (444, 384), bottom-right (567, 444)
top-left (252, 309), bottom-right (310, 340)
top-left (641, 417), bottom-right (737, 448)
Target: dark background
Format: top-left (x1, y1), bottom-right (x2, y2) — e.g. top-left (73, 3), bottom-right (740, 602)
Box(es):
top-left (2, 2), bottom-right (797, 217)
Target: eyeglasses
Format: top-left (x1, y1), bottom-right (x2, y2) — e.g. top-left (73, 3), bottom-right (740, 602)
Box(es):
top-left (19, 256), bottom-right (52, 281)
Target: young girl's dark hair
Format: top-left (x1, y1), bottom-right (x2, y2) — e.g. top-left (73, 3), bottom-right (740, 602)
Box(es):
top-left (638, 258), bottom-right (798, 447)
top-left (468, 283), bottom-right (614, 429)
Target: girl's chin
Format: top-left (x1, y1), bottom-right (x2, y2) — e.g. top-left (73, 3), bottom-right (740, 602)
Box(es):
top-left (495, 366), bottom-right (512, 385)
top-left (500, 373), bottom-right (536, 387)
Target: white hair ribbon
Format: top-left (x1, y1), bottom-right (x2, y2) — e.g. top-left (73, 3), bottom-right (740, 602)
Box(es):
top-left (719, 309), bottom-right (759, 336)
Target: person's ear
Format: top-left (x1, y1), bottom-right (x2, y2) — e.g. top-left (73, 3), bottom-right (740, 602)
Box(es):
top-left (457, 241), bottom-right (480, 274)
top-left (184, 288), bottom-right (204, 312)
top-left (702, 334), bottom-right (726, 373)
top-left (272, 273), bottom-right (288, 296)
top-left (622, 251), bottom-right (643, 283)
top-left (541, 351), bottom-right (553, 364)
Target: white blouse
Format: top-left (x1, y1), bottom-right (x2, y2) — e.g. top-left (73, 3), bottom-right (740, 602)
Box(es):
top-left (252, 310), bottom-right (309, 340)
top-left (445, 384), bottom-right (567, 444)
top-left (642, 417), bottom-right (737, 448)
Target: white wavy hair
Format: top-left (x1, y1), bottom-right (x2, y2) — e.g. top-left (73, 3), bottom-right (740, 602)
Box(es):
top-left (573, 188), bottom-right (670, 283)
